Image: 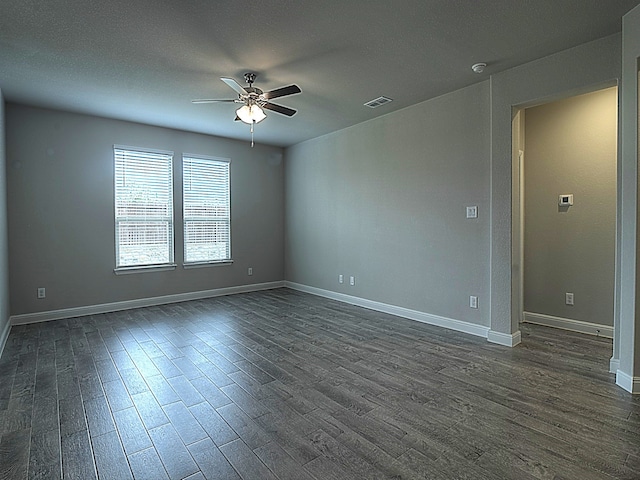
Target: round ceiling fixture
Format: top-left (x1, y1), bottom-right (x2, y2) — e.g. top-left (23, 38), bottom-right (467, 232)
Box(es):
top-left (471, 63), bottom-right (487, 74)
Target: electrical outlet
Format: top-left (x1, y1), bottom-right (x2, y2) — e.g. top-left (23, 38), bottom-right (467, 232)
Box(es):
top-left (339, 274), bottom-right (344, 284)
top-left (349, 276), bottom-right (355, 286)
top-left (565, 292), bottom-right (574, 306)
top-left (248, 267), bottom-right (253, 276)
top-left (469, 295), bottom-right (478, 309)
top-left (466, 206), bottom-right (478, 219)
top-left (37, 287), bottom-right (46, 299)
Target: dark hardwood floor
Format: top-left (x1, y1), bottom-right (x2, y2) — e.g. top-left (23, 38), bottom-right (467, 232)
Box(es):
top-left (0, 288), bottom-right (638, 479)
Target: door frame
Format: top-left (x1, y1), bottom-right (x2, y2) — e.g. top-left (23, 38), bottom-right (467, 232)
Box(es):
top-left (511, 87), bottom-right (619, 358)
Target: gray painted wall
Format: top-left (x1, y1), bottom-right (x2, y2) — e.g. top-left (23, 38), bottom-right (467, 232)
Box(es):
top-left (524, 87), bottom-right (617, 326)
top-left (6, 104), bottom-right (284, 315)
top-left (0, 90), bottom-right (10, 352)
top-left (285, 34), bottom-right (621, 339)
top-left (285, 81), bottom-right (491, 326)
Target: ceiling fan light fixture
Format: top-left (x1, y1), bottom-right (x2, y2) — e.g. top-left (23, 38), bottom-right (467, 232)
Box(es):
top-left (236, 104), bottom-right (266, 124)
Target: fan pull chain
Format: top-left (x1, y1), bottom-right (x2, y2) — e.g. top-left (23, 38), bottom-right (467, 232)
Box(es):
top-left (251, 121), bottom-right (255, 148)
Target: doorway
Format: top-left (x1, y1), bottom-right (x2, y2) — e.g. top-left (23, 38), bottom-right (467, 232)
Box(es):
top-left (514, 86), bottom-right (618, 347)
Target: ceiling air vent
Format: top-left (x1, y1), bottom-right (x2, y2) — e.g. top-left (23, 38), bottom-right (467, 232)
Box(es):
top-left (364, 96), bottom-right (393, 108)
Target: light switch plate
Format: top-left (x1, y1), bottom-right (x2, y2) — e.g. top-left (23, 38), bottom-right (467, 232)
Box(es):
top-left (565, 292), bottom-right (574, 305)
top-left (466, 206), bottom-right (478, 219)
top-left (469, 295), bottom-right (478, 309)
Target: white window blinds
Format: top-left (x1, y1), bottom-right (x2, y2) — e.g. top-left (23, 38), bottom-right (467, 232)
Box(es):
top-left (183, 155), bottom-right (231, 264)
top-left (114, 147), bottom-right (174, 268)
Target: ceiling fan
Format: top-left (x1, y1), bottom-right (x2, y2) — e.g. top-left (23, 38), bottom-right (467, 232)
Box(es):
top-left (192, 73), bottom-right (301, 145)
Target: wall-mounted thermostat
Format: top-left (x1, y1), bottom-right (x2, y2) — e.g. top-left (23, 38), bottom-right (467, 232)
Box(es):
top-left (558, 194), bottom-right (574, 206)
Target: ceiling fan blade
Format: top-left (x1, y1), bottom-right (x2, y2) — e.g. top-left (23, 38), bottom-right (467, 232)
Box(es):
top-left (191, 99), bottom-right (237, 104)
top-left (262, 102), bottom-right (297, 117)
top-left (221, 77), bottom-right (249, 95)
top-left (262, 84), bottom-right (301, 100)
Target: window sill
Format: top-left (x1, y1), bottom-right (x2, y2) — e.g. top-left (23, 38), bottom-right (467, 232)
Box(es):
top-left (114, 264), bottom-right (177, 275)
top-left (183, 260), bottom-right (234, 269)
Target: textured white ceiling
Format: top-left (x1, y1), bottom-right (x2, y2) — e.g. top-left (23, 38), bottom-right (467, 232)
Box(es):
top-left (1, 0), bottom-right (639, 147)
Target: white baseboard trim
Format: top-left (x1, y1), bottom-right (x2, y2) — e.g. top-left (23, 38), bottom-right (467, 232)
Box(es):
top-left (616, 369), bottom-right (640, 394)
top-left (487, 329), bottom-right (522, 347)
top-left (284, 281), bottom-right (491, 340)
top-left (523, 311), bottom-right (614, 339)
top-left (610, 357), bottom-right (620, 374)
top-left (10, 281), bottom-right (285, 326)
top-left (0, 318), bottom-right (10, 359)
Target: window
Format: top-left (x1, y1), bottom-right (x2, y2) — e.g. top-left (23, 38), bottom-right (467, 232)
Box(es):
top-left (114, 146), bottom-right (174, 269)
top-left (183, 155), bottom-right (231, 264)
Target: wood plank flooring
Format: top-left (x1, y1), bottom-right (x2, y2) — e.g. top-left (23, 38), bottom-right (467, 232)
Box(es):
top-left (0, 288), bottom-right (638, 479)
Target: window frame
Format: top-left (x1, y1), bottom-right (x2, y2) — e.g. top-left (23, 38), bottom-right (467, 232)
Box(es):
top-left (182, 153), bottom-right (232, 267)
top-left (113, 145), bottom-right (176, 273)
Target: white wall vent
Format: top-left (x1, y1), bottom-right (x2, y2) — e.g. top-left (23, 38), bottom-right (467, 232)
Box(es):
top-left (364, 96), bottom-right (393, 108)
